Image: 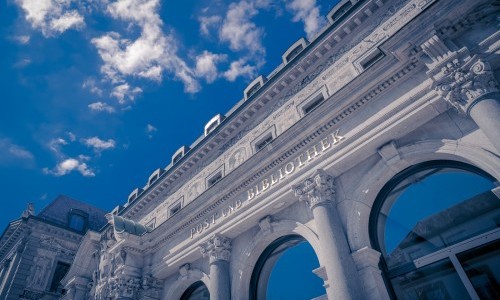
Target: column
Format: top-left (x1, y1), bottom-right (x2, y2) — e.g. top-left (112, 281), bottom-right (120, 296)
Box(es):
top-left (422, 35), bottom-right (500, 152)
top-left (200, 234), bottom-right (231, 300)
top-left (293, 169), bottom-right (362, 300)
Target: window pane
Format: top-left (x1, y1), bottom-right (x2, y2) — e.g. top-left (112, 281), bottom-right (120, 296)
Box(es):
top-left (69, 214), bottom-right (86, 232)
top-left (390, 259), bottom-right (470, 300)
top-left (459, 240), bottom-right (500, 299)
top-left (254, 239), bottom-right (325, 300)
top-left (379, 168), bottom-right (496, 269)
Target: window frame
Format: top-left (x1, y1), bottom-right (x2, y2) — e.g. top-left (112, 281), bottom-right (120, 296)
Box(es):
top-left (368, 160), bottom-right (497, 299)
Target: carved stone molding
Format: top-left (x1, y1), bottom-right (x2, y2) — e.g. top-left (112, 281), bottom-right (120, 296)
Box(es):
top-left (421, 35), bottom-right (499, 115)
top-left (200, 234), bottom-right (231, 264)
top-left (434, 57), bottom-right (499, 114)
top-left (292, 169), bottom-right (335, 210)
top-left (139, 274), bottom-right (163, 299)
top-left (109, 275), bottom-right (141, 299)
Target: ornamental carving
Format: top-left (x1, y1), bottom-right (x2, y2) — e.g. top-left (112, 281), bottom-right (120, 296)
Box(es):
top-left (200, 233), bottom-right (231, 264)
top-left (108, 276), bottom-right (141, 299)
top-left (139, 274), bottom-right (163, 299)
top-left (434, 58), bottom-right (499, 114)
top-left (26, 256), bottom-right (51, 290)
top-left (293, 169), bottom-right (335, 209)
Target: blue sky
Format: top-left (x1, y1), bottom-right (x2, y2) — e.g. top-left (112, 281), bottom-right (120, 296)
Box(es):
top-left (0, 0), bottom-right (339, 228)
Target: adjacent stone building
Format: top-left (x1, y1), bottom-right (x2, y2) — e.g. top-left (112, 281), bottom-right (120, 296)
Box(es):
top-left (49, 0), bottom-right (500, 298)
top-left (0, 195), bottom-right (106, 299)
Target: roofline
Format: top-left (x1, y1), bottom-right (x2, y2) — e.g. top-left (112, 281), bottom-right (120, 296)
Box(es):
top-left (118, 0), bottom-right (370, 218)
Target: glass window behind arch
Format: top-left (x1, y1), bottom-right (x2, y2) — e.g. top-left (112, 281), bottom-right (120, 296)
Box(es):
top-left (377, 167), bottom-right (497, 270)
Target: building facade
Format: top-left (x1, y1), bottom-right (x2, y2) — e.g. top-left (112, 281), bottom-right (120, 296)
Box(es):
top-left (0, 195), bottom-right (107, 300)
top-left (61, 0), bottom-right (500, 299)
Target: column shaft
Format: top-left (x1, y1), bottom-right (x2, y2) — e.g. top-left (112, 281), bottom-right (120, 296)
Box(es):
top-left (468, 96), bottom-right (500, 152)
top-left (313, 203), bottom-right (362, 300)
top-left (209, 260), bottom-right (231, 300)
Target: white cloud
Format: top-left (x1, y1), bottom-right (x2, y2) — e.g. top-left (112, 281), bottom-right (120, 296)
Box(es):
top-left (146, 124), bottom-right (157, 133)
top-left (0, 138), bottom-right (34, 167)
top-left (286, 0), bottom-right (326, 40)
top-left (88, 101), bottom-right (116, 113)
top-left (92, 0), bottom-right (201, 96)
top-left (14, 35), bottom-right (30, 44)
top-left (199, 15), bottom-right (221, 36)
top-left (219, 1), bottom-right (265, 56)
top-left (223, 59), bottom-right (257, 81)
top-left (43, 157), bottom-right (95, 177)
top-left (15, 0), bottom-right (85, 37)
top-left (13, 58), bottom-right (32, 68)
top-left (195, 51), bottom-right (227, 83)
top-left (110, 83), bottom-right (142, 103)
top-left (82, 78), bottom-right (103, 96)
top-left (146, 123), bottom-right (157, 139)
top-left (82, 136), bottom-right (116, 151)
top-left (48, 137), bottom-right (68, 156)
top-left (67, 132), bottom-right (76, 142)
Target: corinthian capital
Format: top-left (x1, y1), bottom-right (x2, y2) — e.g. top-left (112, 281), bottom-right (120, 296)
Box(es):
top-left (292, 169), bottom-right (335, 210)
top-left (200, 234), bottom-right (231, 264)
top-left (434, 57), bottom-right (499, 114)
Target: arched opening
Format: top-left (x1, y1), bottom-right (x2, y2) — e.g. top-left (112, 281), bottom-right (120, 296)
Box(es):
top-left (369, 160), bottom-right (500, 299)
top-left (180, 281), bottom-right (209, 300)
top-left (250, 235), bottom-right (325, 300)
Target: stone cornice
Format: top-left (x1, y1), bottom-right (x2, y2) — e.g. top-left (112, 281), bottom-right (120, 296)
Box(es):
top-left (120, 0), bottom-right (427, 221)
top-left (145, 59), bottom-right (420, 254)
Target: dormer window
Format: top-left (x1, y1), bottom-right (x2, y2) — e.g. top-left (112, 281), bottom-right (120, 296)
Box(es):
top-left (327, 0), bottom-right (353, 24)
top-left (204, 114), bottom-right (224, 136)
top-left (172, 146), bottom-right (188, 165)
top-left (128, 188), bottom-right (143, 203)
top-left (255, 134), bottom-right (273, 152)
top-left (148, 168), bottom-right (164, 186)
top-left (68, 209), bottom-right (88, 232)
top-left (244, 76), bottom-right (266, 100)
top-left (282, 38), bottom-right (309, 65)
top-left (173, 153), bottom-right (183, 164)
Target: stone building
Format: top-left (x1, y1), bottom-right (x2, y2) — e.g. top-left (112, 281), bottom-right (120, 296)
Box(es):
top-left (0, 195), bottom-right (107, 299)
top-left (61, 0), bottom-right (500, 299)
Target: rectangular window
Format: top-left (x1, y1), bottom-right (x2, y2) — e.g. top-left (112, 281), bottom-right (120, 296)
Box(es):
top-left (360, 49), bottom-right (385, 70)
top-left (208, 172), bottom-right (222, 187)
top-left (303, 95), bottom-right (324, 114)
top-left (170, 202), bottom-right (182, 216)
top-left (50, 262), bottom-right (71, 292)
top-left (256, 134), bottom-right (273, 152)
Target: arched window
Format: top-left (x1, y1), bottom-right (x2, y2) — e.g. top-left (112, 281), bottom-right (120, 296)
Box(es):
top-left (250, 235), bottom-right (325, 300)
top-left (370, 160), bottom-right (500, 299)
top-left (180, 281), bottom-right (209, 300)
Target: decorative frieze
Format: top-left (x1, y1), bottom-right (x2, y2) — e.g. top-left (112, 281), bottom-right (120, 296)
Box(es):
top-left (200, 234), bottom-right (231, 264)
top-left (293, 169), bottom-right (336, 210)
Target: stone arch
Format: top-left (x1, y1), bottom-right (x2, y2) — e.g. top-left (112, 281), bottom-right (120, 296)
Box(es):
top-left (163, 268), bottom-right (210, 300)
top-left (232, 219), bottom-right (320, 300)
top-left (345, 139), bottom-right (500, 252)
